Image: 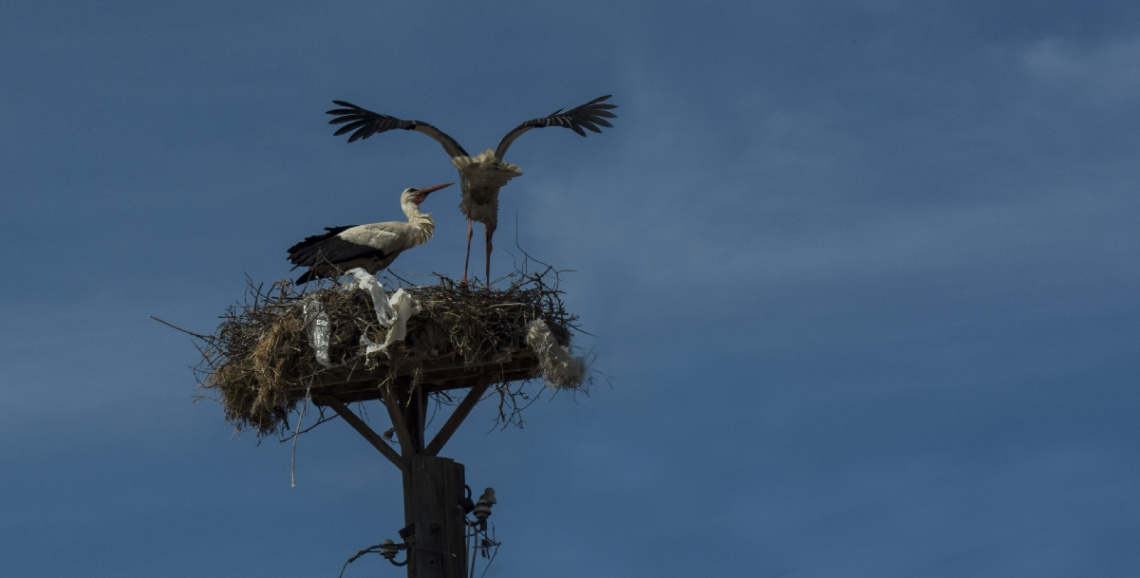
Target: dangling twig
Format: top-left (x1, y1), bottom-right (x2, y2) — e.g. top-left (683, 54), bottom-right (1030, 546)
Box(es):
top-left (289, 376), bottom-right (316, 487)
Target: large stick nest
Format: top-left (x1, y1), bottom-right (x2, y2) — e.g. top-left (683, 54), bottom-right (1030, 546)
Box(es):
top-left (194, 269), bottom-right (583, 437)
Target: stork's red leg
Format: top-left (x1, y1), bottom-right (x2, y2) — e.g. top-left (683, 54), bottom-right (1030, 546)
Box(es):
top-left (463, 217), bottom-right (473, 283)
top-left (484, 227), bottom-right (493, 286)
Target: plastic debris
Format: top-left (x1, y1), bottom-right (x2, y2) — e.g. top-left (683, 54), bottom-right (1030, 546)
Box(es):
top-left (345, 268), bottom-right (422, 356)
top-left (345, 268), bottom-right (397, 325)
top-left (525, 319), bottom-right (585, 389)
top-left (301, 296), bottom-right (331, 367)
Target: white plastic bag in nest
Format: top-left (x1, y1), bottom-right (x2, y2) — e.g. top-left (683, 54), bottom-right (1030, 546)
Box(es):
top-left (526, 319), bottom-right (585, 389)
top-left (346, 268), bottom-right (422, 356)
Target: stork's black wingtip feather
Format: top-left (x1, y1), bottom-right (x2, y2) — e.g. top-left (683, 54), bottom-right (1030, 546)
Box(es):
top-left (327, 100), bottom-right (356, 114)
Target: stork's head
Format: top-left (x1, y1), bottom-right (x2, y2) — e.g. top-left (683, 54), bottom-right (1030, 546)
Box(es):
top-left (401, 182), bottom-right (453, 206)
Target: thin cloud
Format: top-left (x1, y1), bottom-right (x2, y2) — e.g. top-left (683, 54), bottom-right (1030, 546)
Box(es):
top-left (1022, 36), bottom-right (1140, 105)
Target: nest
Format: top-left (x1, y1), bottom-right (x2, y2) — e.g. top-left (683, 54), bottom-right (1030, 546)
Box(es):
top-left (195, 270), bottom-right (583, 437)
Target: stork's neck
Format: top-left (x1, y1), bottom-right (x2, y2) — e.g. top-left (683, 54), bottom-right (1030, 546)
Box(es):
top-left (402, 201), bottom-right (435, 246)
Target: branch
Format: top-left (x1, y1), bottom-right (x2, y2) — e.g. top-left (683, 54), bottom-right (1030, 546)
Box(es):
top-left (150, 315), bottom-right (213, 341)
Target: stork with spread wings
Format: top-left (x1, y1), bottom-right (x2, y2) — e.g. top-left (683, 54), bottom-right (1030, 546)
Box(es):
top-left (327, 95), bottom-right (618, 284)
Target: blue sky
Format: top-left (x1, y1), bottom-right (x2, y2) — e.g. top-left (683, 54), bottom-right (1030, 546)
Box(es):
top-left (3, 1), bottom-right (1139, 576)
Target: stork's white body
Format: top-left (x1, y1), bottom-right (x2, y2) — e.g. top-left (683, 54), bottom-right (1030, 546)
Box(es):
top-left (287, 184), bottom-right (449, 284)
top-left (327, 95), bottom-right (618, 284)
top-left (452, 148), bottom-right (523, 232)
top-left (337, 213), bottom-right (434, 257)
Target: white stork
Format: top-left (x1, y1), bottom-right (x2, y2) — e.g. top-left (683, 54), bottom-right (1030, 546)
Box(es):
top-left (287, 182), bottom-right (453, 284)
top-left (326, 95), bottom-right (618, 284)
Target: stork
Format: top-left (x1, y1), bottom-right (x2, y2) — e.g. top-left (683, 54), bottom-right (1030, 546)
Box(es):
top-left (326, 95), bottom-right (618, 284)
top-left (287, 182), bottom-right (453, 284)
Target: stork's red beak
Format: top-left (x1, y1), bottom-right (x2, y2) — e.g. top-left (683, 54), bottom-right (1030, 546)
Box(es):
top-left (408, 182), bottom-right (453, 205)
top-left (417, 182), bottom-right (453, 196)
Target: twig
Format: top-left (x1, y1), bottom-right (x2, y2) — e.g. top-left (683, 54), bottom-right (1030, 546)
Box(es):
top-left (150, 315), bottom-right (214, 341)
top-left (277, 410), bottom-right (336, 438)
top-left (512, 211), bottom-right (555, 273)
top-left (289, 376), bottom-right (315, 487)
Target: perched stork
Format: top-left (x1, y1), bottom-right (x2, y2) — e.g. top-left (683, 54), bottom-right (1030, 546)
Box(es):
top-left (326, 95), bottom-right (618, 284)
top-left (287, 182), bottom-right (453, 284)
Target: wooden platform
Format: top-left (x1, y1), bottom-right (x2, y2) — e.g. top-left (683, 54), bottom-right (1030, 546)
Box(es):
top-left (302, 348), bottom-right (539, 468)
top-left (298, 347), bottom-right (540, 405)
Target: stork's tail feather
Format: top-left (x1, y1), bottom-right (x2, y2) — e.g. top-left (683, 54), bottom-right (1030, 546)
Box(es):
top-left (451, 149), bottom-right (523, 177)
top-left (294, 269), bottom-right (319, 285)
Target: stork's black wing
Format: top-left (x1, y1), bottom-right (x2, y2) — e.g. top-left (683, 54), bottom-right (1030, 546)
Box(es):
top-left (289, 226), bottom-right (356, 267)
top-left (287, 225), bottom-right (395, 267)
top-left (327, 101), bottom-right (469, 159)
top-left (494, 95), bottom-right (618, 159)
top-left (288, 225), bottom-right (397, 284)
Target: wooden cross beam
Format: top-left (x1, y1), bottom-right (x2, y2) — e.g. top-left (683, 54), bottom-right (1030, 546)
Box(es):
top-left (315, 380), bottom-right (492, 465)
top-left (315, 396), bottom-right (405, 471)
top-left (426, 381), bottom-right (491, 456)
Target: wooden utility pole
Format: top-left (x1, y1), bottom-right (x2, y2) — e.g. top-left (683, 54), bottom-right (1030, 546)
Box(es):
top-left (314, 378), bottom-right (495, 578)
top-left (407, 456), bottom-right (467, 578)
